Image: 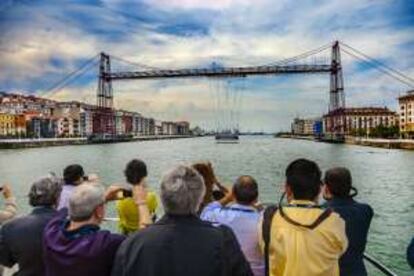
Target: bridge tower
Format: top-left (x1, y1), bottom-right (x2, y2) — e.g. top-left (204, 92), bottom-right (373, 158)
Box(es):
top-left (329, 41), bottom-right (345, 111)
top-left (98, 52), bottom-right (113, 109)
top-left (94, 53), bottom-right (115, 135)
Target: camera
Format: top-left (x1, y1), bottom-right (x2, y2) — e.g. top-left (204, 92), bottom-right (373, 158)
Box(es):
top-left (116, 188), bottom-right (133, 199)
top-left (121, 189), bottom-right (133, 198)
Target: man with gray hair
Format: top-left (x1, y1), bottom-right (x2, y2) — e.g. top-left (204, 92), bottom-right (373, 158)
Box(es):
top-left (43, 182), bottom-right (148, 276)
top-left (111, 165), bottom-right (253, 276)
top-left (0, 176), bottom-right (62, 276)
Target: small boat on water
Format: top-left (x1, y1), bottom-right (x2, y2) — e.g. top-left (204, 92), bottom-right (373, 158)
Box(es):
top-left (317, 134), bottom-right (345, 144)
top-left (215, 131), bottom-right (239, 143)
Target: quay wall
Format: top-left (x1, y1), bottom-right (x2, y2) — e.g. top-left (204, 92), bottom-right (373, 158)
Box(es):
top-left (345, 137), bottom-right (414, 150)
top-left (274, 133), bottom-right (315, 141)
top-left (0, 135), bottom-right (197, 149)
top-left (275, 134), bottom-right (414, 150)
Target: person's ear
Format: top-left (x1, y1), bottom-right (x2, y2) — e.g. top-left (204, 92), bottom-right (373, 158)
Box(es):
top-left (285, 183), bottom-right (293, 202)
top-left (94, 204), bottom-right (105, 221)
top-left (323, 184), bottom-right (332, 200)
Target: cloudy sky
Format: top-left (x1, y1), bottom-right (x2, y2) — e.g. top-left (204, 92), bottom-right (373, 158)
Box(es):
top-left (0, 0), bottom-right (413, 131)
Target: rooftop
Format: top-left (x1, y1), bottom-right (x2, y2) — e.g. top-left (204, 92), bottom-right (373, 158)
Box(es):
top-left (398, 90), bottom-right (414, 101)
top-left (324, 107), bottom-right (396, 116)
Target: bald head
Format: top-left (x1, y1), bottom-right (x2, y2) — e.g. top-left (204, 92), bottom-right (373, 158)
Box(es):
top-left (233, 175), bottom-right (258, 205)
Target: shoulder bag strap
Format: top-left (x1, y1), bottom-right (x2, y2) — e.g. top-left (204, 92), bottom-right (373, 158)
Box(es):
top-left (262, 205), bottom-right (278, 276)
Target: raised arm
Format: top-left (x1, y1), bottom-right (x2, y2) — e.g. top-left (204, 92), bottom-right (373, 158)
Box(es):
top-left (133, 184), bottom-right (152, 229)
top-left (0, 185), bottom-right (17, 223)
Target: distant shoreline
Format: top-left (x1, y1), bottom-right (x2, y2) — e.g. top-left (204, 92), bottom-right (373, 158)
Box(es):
top-left (0, 135), bottom-right (199, 150)
top-left (275, 134), bottom-right (414, 150)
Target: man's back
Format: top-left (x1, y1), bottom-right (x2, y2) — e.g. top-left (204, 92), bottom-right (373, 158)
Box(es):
top-left (111, 214), bottom-right (253, 276)
top-left (259, 201), bottom-right (348, 276)
top-left (0, 207), bottom-right (56, 276)
top-left (43, 209), bottom-right (125, 276)
top-left (201, 202), bottom-right (264, 276)
top-left (327, 198), bottom-right (373, 276)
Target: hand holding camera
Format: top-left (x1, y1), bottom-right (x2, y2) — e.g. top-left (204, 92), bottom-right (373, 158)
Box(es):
top-left (0, 184), bottom-right (13, 199)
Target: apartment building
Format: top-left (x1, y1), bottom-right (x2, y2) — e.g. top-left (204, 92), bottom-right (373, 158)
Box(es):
top-left (323, 107), bottom-right (398, 135)
top-left (398, 90), bottom-right (414, 138)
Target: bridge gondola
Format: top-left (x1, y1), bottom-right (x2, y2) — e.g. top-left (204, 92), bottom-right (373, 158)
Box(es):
top-left (215, 132), bottom-right (239, 143)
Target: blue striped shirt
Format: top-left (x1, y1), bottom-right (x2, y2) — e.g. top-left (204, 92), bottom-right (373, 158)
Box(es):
top-left (201, 201), bottom-right (264, 276)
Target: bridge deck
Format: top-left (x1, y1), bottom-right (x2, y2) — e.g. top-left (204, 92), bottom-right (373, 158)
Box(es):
top-left (106, 64), bottom-right (332, 80)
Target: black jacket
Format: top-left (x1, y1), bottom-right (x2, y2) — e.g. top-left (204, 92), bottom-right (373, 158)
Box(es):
top-left (111, 214), bottom-right (253, 276)
top-left (0, 206), bottom-right (57, 276)
top-left (327, 198), bottom-right (373, 276)
top-left (408, 237), bottom-right (414, 269)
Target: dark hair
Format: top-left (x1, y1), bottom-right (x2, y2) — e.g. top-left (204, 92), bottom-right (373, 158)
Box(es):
top-left (63, 164), bottom-right (85, 185)
top-left (233, 175), bottom-right (258, 205)
top-left (324, 167), bottom-right (353, 198)
top-left (124, 159), bottom-right (148, 185)
top-left (212, 190), bottom-right (226, 201)
top-left (285, 159), bottom-right (322, 200)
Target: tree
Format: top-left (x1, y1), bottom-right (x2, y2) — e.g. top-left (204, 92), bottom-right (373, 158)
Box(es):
top-left (369, 125), bottom-right (399, 139)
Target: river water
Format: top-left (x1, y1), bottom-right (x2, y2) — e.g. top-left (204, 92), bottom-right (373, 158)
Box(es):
top-left (0, 136), bottom-right (412, 275)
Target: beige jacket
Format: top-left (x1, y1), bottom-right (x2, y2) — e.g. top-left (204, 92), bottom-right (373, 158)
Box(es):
top-left (0, 197), bottom-right (17, 224)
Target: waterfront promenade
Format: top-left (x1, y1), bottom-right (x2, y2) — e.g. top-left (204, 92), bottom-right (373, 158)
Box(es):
top-left (347, 137), bottom-right (414, 150)
top-left (0, 135), bottom-right (196, 149)
top-left (276, 134), bottom-right (414, 150)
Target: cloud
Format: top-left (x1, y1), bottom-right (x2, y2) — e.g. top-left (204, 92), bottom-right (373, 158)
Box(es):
top-left (0, 0), bottom-right (413, 131)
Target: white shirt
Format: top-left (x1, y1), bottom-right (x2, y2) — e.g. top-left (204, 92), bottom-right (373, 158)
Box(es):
top-left (201, 201), bottom-right (264, 276)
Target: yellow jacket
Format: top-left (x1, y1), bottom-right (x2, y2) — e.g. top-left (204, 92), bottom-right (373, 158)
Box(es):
top-left (116, 191), bottom-right (158, 235)
top-left (259, 200), bottom-right (348, 276)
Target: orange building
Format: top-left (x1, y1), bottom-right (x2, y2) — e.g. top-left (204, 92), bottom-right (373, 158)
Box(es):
top-left (14, 114), bottom-right (26, 135)
top-left (0, 113), bottom-right (26, 137)
top-left (398, 90), bottom-right (414, 137)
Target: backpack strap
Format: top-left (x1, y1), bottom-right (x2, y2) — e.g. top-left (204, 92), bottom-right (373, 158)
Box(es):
top-left (262, 205), bottom-right (278, 276)
top-left (279, 207), bottom-right (333, 229)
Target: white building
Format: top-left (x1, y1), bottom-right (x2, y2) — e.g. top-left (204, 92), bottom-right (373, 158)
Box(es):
top-left (142, 117), bottom-right (155, 136)
top-left (291, 118), bottom-right (320, 135)
top-left (162, 121), bottom-right (178, 135)
top-left (56, 117), bottom-right (80, 137)
top-left (154, 120), bottom-right (163, 135)
top-left (80, 108), bottom-right (94, 137)
top-left (131, 112), bottom-right (143, 135)
top-left (115, 111), bottom-right (124, 135)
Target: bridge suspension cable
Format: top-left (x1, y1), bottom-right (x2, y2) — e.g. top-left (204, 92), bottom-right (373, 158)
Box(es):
top-left (340, 42), bottom-right (414, 83)
top-left (339, 42), bottom-right (414, 88)
top-left (264, 42), bottom-right (332, 66)
top-left (43, 54), bottom-right (100, 95)
top-left (110, 55), bottom-right (162, 71)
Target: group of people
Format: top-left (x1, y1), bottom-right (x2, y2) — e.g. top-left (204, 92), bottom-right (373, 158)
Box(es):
top-left (0, 158), bottom-right (412, 276)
